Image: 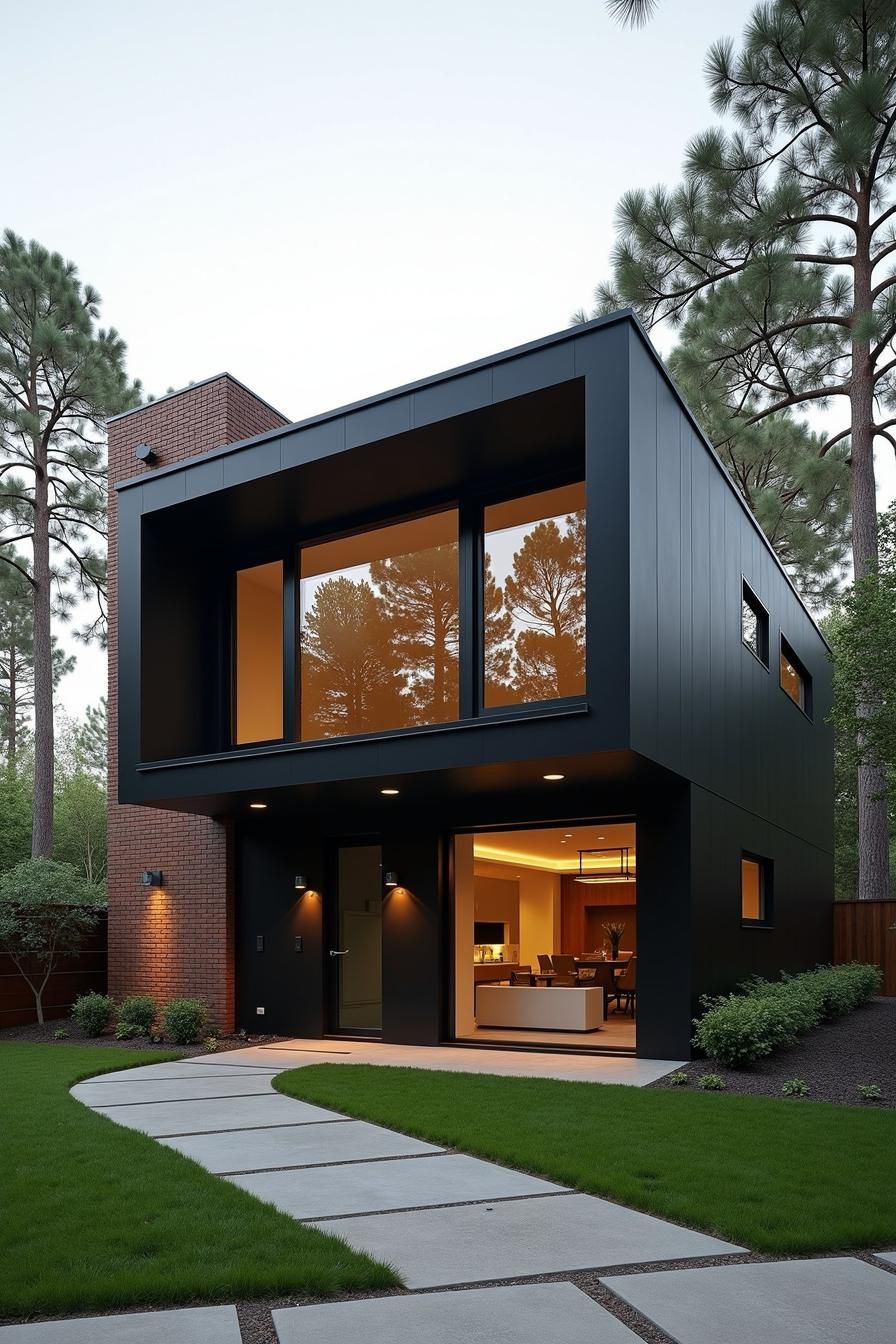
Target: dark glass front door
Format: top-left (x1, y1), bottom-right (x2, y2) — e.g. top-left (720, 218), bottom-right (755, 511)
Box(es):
top-left (330, 844), bottom-right (383, 1033)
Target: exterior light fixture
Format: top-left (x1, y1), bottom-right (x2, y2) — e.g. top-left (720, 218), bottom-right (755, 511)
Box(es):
top-left (249, 802), bottom-right (267, 810)
top-left (380, 788), bottom-right (399, 796)
top-left (384, 871), bottom-right (399, 887)
top-left (294, 875), bottom-right (306, 892)
top-left (543, 773), bottom-right (565, 781)
top-left (134, 442), bottom-right (156, 464)
top-left (140, 869), bottom-right (163, 888)
top-left (575, 847), bottom-right (636, 884)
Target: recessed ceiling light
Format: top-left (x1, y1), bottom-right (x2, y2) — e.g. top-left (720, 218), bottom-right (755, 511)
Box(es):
top-left (543, 773), bottom-right (565, 781)
top-left (249, 802), bottom-right (267, 810)
top-left (380, 788), bottom-right (400, 796)
top-left (564, 833), bottom-right (572, 838)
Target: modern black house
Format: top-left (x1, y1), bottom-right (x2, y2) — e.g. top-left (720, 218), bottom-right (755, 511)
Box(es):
top-left (111, 311), bottom-right (833, 1060)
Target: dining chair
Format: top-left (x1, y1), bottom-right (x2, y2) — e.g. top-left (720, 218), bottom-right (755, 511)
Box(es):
top-left (509, 966), bottom-right (534, 986)
top-left (614, 955), bottom-right (637, 1015)
top-left (549, 954), bottom-right (579, 986)
top-left (537, 954), bottom-right (554, 973)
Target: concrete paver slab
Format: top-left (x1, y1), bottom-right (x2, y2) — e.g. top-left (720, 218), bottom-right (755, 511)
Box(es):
top-left (0, 1306), bottom-right (241, 1343)
top-left (875, 1251), bottom-right (896, 1267)
top-left (72, 1062), bottom-right (282, 1083)
top-left (602, 1257), bottom-right (896, 1344)
top-left (161, 1118), bottom-right (443, 1173)
top-left (273, 1282), bottom-right (639, 1343)
top-left (228, 1151), bottom-right (567, 1220)
top-left (183, 1040), bottom-right (682, 1084)
top-left (72, 1074), bottom-right (279, 1105)
top-left (312, 1192), bottom-right (744, 1288)
top-left (92, 1093), bottom-right (340, 1136)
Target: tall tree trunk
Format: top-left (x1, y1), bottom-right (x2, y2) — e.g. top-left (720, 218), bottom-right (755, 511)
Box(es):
top-left (7, 633), bottom-right (15, 770)
top-left (851, 215), bottom-right (891, 901)
top-left (31, 446), bottom-right (54, 858)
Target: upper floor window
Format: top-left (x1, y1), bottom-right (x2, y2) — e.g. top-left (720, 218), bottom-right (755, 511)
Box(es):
top-left (234, 561), bottom-right (284, 744)
top-left (483, 482), bottom-right (586, 708)
top-left (779, 636), bottom-right (811, 716)
top-left (742, 853), bottom-right (772, 925)
top-left (741, 581), bottom-right (768, 665)
top-left (299, 511), bottom-right (459, 741)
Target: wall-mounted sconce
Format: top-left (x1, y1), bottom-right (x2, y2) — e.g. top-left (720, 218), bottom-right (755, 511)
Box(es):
top-left (384, 871), bottom-right (398, 888)
top-left (294, 875), bottom-right (307, 892)
top-left (140, 869), bottom-right (163, 888)
top-left (134, 442), bottom-right (157, 464)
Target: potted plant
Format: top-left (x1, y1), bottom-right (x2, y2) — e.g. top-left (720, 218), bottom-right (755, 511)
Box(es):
top-left (602, 920), bottom-right (626, 960)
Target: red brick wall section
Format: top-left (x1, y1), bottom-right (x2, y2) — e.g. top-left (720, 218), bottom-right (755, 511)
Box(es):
top-left (107, 376), bottom-right (288, 1031)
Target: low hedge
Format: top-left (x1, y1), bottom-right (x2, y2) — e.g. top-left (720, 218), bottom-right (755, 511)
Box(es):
top-left (692, 963), bottom-right (881, 1067)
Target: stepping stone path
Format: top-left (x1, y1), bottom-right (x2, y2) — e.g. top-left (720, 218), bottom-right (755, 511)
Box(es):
top-left (4, 1042), bottom-right (892, 1342)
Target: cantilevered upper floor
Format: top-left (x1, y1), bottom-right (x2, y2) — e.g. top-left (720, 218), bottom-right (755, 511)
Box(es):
top-left (113, 312), bottom-right (832, 846)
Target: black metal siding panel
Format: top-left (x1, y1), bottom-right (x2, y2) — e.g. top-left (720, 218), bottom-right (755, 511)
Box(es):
top-left (627, 335), bottom-right (833, 850)
top-left (628, 333), bottom-right (658, 754)
top-left (577, 324), bottom-right (631, 731)
top-left (689, 784), bottom-right (832, 1002)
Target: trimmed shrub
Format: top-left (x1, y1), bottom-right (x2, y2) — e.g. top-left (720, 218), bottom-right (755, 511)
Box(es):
top-left (162, 998), bottom-right (208, 1045)
top-left (114, 1021), bottom-right (143, 1040)
top-left (72, 992), bottom-right (115, 1037)
top-left (117, 995), bottom-right (156, 1034)
top-left (692, 963), bottom-right (881, 1068)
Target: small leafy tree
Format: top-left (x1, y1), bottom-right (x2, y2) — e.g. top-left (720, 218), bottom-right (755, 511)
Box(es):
top-left (0, 856), bottom-right (104, 1023)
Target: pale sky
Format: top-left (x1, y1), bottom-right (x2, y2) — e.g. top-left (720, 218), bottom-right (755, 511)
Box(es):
top-left (8, 0), bottom-right (896, 717)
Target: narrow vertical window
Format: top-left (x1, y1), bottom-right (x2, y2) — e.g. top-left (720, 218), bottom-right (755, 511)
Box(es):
top-left (234, 561), bottom-right (284, 743)
top-left (741, 581), bottom-right (768, 665)
top-left (741, 854), bottom-right (772, 925)
top-left (779, 636), bottom-right (811, 715)
top-left (483, 482), bottom-right (586, 708)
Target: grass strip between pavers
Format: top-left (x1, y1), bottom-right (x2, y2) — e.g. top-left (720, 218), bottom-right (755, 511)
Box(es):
top-left (0, 1043), bottom-right (398, 1318)
top-left (276, 1063), bottom-right (896, 1254)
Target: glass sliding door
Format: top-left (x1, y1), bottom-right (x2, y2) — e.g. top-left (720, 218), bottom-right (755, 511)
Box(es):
top-left (331, 844), bottom-right (383, 1032)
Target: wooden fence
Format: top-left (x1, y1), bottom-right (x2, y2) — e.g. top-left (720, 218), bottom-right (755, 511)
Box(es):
top-left (0, 912), bottom-right (108, 1027)
top-left (833, 900), bottom-right (896, 996)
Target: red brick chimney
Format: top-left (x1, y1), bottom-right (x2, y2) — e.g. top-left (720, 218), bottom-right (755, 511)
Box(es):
top-left (107, 375), bottom-right (289, 1031)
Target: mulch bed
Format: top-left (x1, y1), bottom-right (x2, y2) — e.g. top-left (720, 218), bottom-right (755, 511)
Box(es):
top-left (0, 1019), bottom-right (289, 1056)
top-left (650, 997), bottom-right (896, 1107)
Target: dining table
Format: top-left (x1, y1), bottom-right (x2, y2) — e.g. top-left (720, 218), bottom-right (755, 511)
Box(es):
top-left (574, 956), bottom-right (629, 971)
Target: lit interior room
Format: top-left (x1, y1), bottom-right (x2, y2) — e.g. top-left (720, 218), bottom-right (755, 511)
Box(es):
top-left (453, 822), bottom-right (637, 1051)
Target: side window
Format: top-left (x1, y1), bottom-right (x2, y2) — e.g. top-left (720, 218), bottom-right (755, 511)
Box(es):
top-left (779, 636), bottom-right (812, 717)
top-left (234, 562), bottom-right (284, 744)
top-left (741, 581), bottom-right (769, 665)
top-left (741, 853), bottom-right (772, 925)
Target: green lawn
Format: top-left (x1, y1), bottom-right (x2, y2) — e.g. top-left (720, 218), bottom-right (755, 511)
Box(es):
top-left (1, 1044), bottom-right (397, 1319)
top-left (277, 1064), bottom-right (896, 1254)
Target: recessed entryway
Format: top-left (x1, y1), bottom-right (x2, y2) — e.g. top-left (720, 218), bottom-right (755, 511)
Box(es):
top-left (453, 821), bottom-right (637, 1052)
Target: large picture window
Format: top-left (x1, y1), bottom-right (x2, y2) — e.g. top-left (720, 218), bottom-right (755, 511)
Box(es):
top-left (483, 482), bottom-right (586, 708)
top-left (299, 511), bottom-right (459, 741)
top-left (234, 561), bottom-right (284, 744)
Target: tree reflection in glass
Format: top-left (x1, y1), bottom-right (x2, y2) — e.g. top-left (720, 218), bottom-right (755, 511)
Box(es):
top-left (299, 512), bottom-right (459, 740)
top-left (484, 483), bottom-right (586, 707)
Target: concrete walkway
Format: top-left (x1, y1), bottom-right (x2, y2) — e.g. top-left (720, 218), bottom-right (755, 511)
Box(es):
top-left (5, 1044), bottom-right (895, 1343)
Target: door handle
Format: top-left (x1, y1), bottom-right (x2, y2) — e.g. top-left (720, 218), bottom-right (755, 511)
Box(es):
top-left (329, 948), bottom-right (350, 957)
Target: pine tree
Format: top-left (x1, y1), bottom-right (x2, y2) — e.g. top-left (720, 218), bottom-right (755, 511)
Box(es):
top-left (0, 233), bottom-right (139, 856)
top-left (300, 576), bottom-right (408, 738)
top-left (370, 544), bottom-right (459, 723)
top-left (503, 513), bottom-right (585, 701)
top-left (581, 0), bottom-right (896, 900)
